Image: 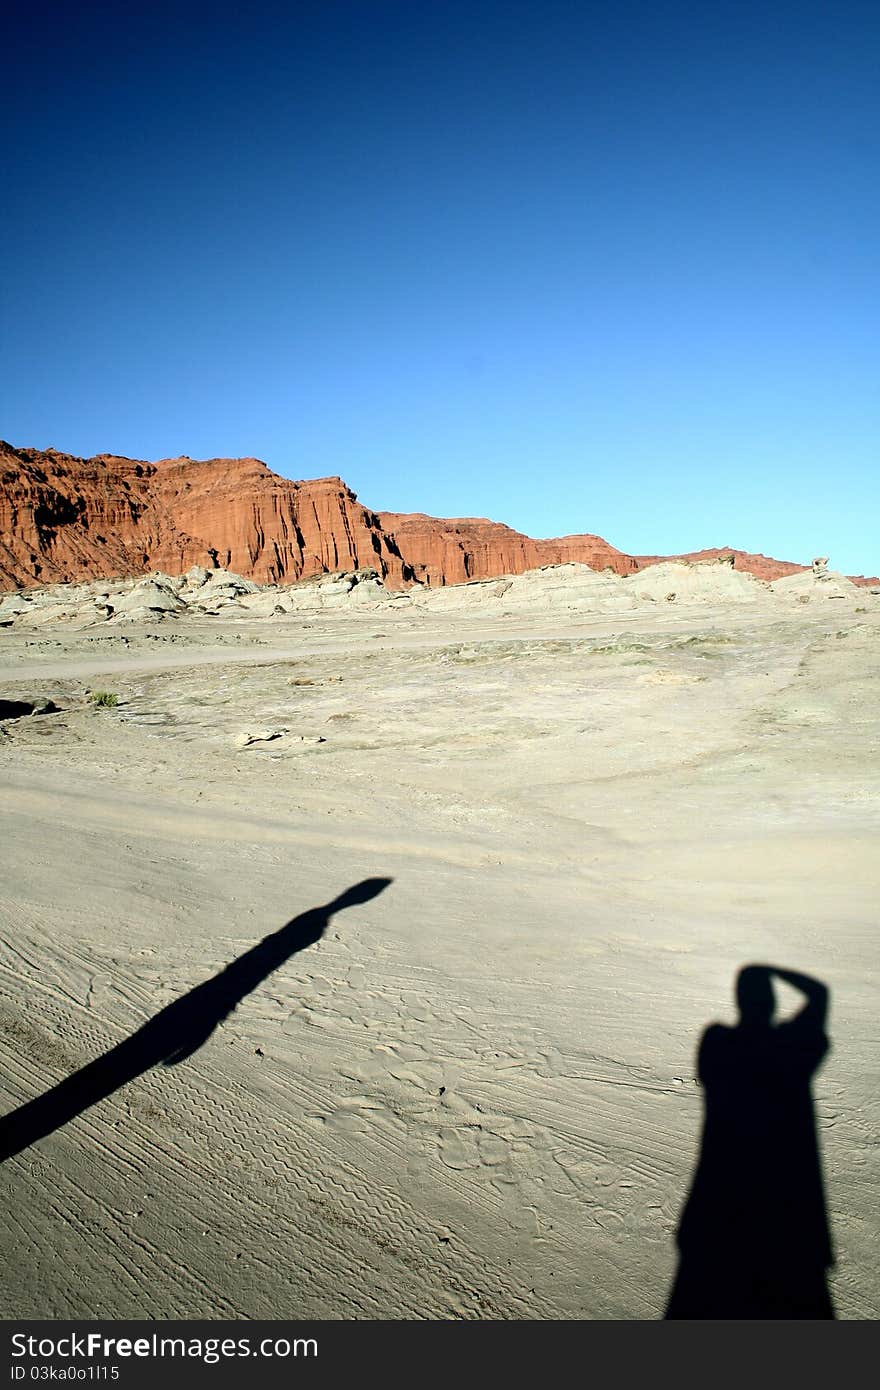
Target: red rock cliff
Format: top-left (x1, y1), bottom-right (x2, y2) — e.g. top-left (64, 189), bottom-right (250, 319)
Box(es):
top-left (2, 440), bottom-right (875, 590)
top-left (0, 443), bottom-right (411, 589)
top-left (377, 513), bottom-right (639, 585)
top-left (633, 547), bottom-right (806, 581)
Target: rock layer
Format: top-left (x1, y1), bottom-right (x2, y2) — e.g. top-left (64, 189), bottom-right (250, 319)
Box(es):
top-left (634, 547), bottom-right (807, 581)
top-left (376, 513), bottom-right (639, 586)
top-left (0, 443), bottom-right (411, 590)
top-left (2, 440), bottom-right (876, 591)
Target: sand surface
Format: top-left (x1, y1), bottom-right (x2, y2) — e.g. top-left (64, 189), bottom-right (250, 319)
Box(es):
top-left (1, 569), bottom-right (878, 1318)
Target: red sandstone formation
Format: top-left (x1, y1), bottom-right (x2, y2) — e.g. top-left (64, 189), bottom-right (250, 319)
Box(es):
top-left (377, 513), bottom-right (639, 586)
top-left (634, 547), bottom-right (879, 587)
top-left (1, 440), bottom-right (876, 591)
top-left (0, 442), bottom-right (411, 590)
top-left (634, 547), bottom-right (807, 582)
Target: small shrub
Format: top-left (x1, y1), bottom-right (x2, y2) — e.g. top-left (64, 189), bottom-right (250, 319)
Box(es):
top-left (89, 690), bottom-right (119, 708)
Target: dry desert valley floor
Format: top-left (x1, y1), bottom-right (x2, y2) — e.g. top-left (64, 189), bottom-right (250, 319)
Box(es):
top-left (0, 560), bottom-right (877, 1318)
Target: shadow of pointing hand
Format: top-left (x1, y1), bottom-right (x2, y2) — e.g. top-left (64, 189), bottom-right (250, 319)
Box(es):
top-left (666, 963), bottom-right (834, 1319)
top-left (327, 878), bottom-right (393, 911)
top-left (0, 877), bottom-right (393, 1163)
top-left (159, 877), bottom-right (394, 1066)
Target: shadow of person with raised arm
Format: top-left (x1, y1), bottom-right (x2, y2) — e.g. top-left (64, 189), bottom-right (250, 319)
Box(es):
top-left (666, 964), bottom-right (834, 1318)
top-left (0, 877), bottom-right (392, 1163)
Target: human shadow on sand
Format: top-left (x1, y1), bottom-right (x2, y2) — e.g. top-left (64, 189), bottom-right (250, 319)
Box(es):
top-left (666, 964), bottom-right (834, 1318)
top-left (0, 877), bottom-right (392, 1163)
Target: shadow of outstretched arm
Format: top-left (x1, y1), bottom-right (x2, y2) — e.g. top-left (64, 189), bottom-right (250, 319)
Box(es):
top-left (0, 877), bottom-right (392, 1163)
top-left (767, 965), bottom-right (828, 1030)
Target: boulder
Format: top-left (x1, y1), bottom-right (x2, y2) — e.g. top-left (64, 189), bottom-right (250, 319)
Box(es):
top-left (0, 695), bottom-right (59, 719)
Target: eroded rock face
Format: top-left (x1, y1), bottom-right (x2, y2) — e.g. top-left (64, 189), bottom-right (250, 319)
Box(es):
top-left (377, 513), bottom-right (641, 585)
top-left (634, 548), bottom-right (879, 588)
top-left (0, 442), bottom-right (640, 590)
top-left (633, 547), bottom-right (808, 581)
top-left (0, 443), bottom-right (412, 591)
top-left (2, 440), bottom-right (877, 592)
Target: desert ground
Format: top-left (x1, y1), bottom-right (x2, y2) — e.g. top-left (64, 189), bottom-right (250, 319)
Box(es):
top-left (1, 561), bottom-right (878, 1318)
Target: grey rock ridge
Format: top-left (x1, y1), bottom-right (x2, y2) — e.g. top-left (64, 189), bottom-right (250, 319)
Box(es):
top-left (0, 556), bottom-right (875, 637)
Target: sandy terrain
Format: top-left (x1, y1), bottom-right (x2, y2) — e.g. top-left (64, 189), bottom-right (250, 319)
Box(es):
top-left (1, 563), bottom-right (878, 1318)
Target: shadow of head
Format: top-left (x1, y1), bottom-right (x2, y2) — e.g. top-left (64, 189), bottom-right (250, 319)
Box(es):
top-left (736, 964), bottom-right (775, 1028)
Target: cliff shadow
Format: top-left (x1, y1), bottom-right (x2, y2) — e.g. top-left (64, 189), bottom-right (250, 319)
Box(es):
top-left (0, 877), bottom-right (392, 1163)
top-left (666, 964), bottom-right (835, 1318)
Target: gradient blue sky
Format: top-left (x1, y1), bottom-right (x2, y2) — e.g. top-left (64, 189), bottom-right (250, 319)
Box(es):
top-left (3, 0), bottom-right (878, 573)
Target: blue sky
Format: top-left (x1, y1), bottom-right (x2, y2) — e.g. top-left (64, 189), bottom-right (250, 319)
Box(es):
top-left (2, 0), bottom-right (878, 573)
